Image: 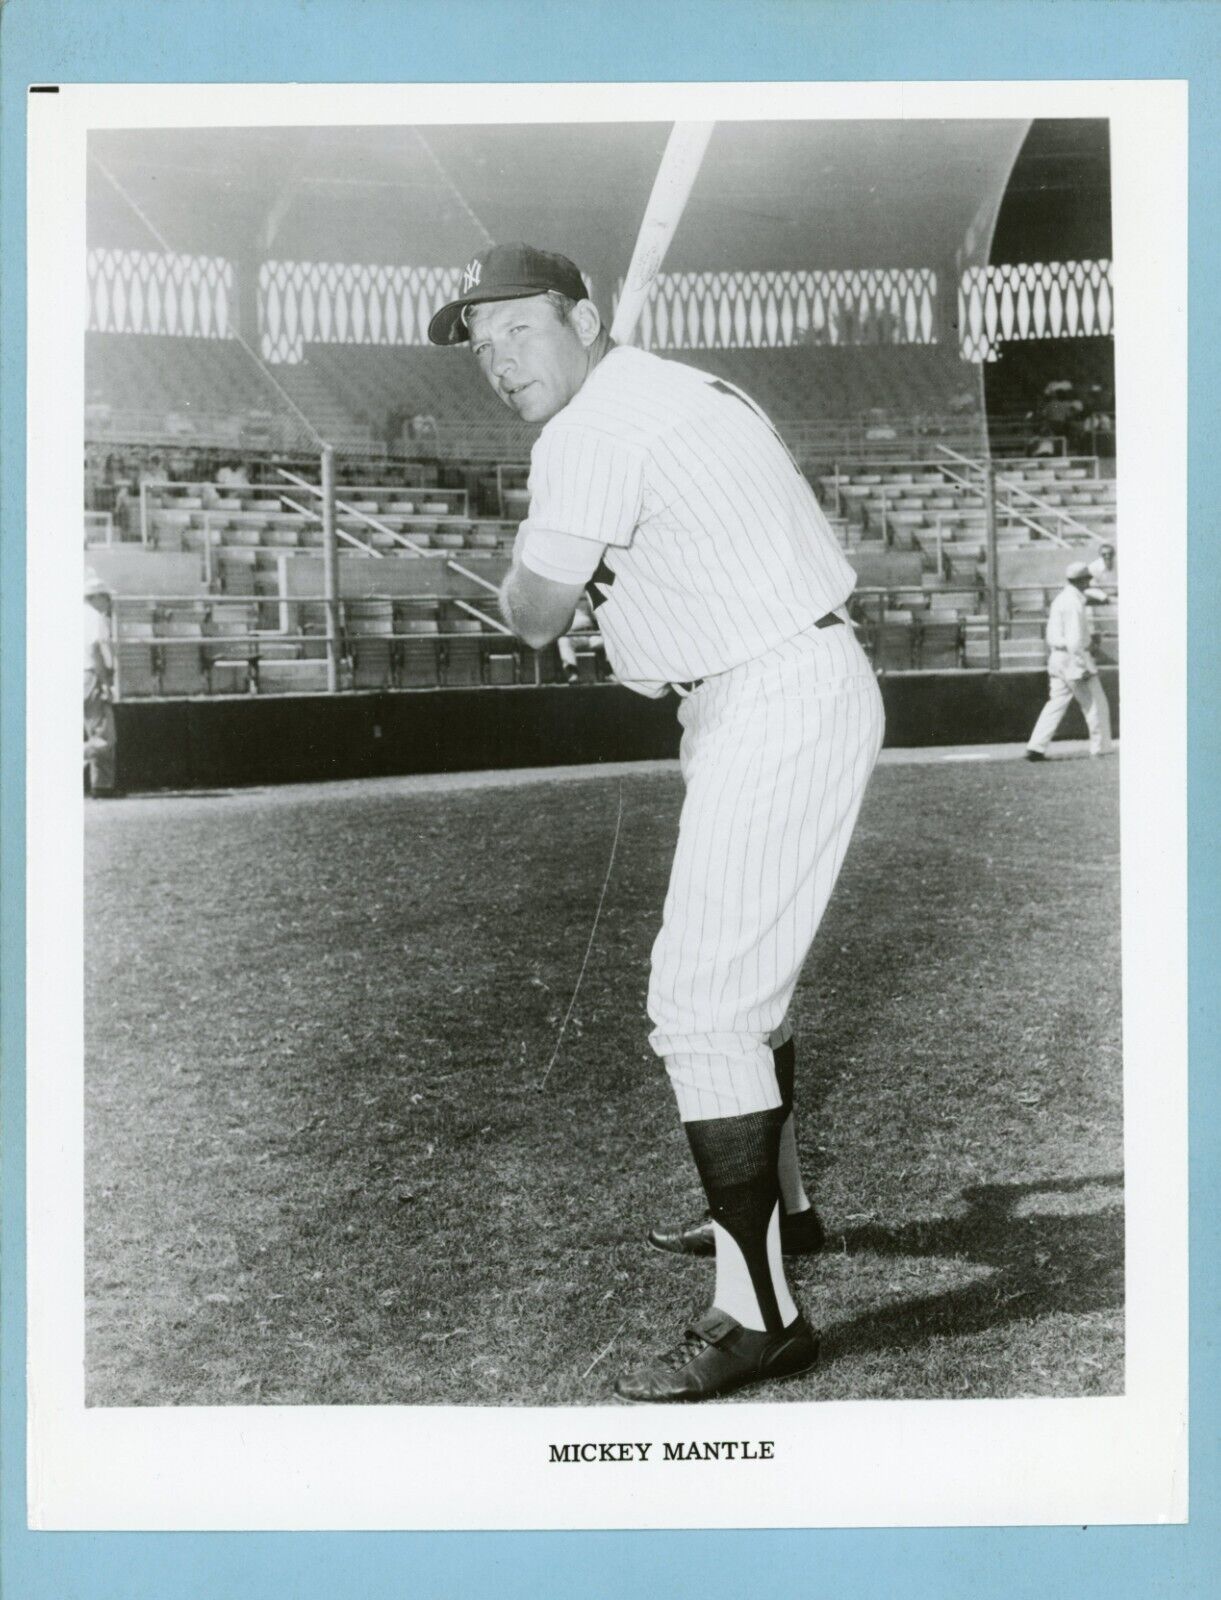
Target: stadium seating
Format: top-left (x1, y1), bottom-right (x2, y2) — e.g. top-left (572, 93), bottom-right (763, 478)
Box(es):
top-left (85, 333), bottom-right (299, 447)
top-left (115, 640), bottom-right (159, 698)
top-left (916, 618), bottom-right (963, 670)
top-left (83, 320), bottom-right (1119, 697)
top-left (400, 619), bottom-right (441, 688)
top-left (255, 659), bottom-right (332, 695)
top-left (441, 617), bottom-right (485, 687)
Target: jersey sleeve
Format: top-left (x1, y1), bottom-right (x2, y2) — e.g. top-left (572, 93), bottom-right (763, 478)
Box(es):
top-left (518, 525), bottom-right (608, 584)
top-left (521, 422), bottom-right (645, 551)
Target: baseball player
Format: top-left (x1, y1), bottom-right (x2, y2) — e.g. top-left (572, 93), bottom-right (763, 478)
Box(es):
top-left (429, 244), bottom-right (884, 1401)
top-left (1025, 560), bottom-right (1114, 761)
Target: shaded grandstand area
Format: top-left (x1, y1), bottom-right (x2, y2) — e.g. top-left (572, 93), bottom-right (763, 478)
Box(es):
top-left (81, 116), bottom-right (1119, 748)
top-left (86, 332), bottom-right (292, 443)
top-left (83, 117), bottom-right (1045, 461)
top-left (86, 333), bottom-right (1008, 458)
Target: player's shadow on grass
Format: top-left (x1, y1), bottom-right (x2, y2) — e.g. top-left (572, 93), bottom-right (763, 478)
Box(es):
top-left (812, 1173), bottom-right (1124, 1365)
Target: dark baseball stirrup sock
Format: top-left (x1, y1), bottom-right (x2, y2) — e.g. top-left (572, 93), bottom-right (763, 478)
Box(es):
top-left (685, 1108), bottom-right (789, 1335)
top-left (773, 1038), bottom-right (813, 1217)
top-left (773, 1037), bottom-right (796, 1114)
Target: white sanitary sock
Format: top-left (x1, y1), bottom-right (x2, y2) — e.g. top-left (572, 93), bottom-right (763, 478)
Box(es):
top-left (711, 1206), bottom-right (799, 1332)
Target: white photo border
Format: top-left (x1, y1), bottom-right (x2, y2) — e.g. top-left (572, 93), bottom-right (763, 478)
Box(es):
top-left (27, 77), bottom-right (1188, 1531)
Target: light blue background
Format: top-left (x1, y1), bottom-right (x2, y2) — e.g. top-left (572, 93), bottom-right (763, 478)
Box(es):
top-left (2, 1), bottom-right (1216, 1594)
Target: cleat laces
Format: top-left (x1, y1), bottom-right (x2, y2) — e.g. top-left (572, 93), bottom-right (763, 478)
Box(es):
top-left (662, 1327), bottom-right (709, 1371)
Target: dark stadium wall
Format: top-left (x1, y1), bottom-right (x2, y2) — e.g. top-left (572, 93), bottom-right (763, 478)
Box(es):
top-left (989, 120), bottom-right (1112, 266)
top-left (110, 671), bottom-right (1119, 793)
top-left (983, 120), bottom-right (1114, 428)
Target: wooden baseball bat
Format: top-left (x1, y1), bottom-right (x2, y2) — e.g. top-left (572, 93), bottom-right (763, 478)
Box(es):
top-left (609, 121), bottom-right (715, 346)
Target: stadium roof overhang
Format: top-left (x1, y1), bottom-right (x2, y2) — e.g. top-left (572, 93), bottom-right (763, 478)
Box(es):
top-left (86, 119), bottom-right (1109, 290)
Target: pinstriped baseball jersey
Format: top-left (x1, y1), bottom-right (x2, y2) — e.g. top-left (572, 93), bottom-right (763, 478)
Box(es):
top-left (517, 346), bottom-right (857, 694)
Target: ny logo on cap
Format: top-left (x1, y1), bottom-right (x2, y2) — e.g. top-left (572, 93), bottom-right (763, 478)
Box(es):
top-left (462, 258), bottom-right (482, 293)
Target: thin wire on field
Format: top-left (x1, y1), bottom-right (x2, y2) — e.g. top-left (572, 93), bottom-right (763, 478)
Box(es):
top-left (536, 782), bottom-right (625, 1091)
top-left (580, 1317), bottom-right (629, 1380)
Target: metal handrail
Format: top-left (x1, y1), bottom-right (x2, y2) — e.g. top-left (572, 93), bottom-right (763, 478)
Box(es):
top-left (931, 444), bottom-right (1085, 549)
top-left (115, 628), bottom-right (516, 647)
top-left (934, 444), bottom-right (1107, 544)
top-left (992, 478), bottom-right (1095, 543)
top-left (277, 493), bottom-right (383, 558)
top-left (144, 479), bottom-right (470, 517)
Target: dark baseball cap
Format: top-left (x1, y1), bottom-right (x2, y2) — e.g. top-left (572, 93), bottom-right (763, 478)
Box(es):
top-left (427, 243), bottom-right (588, 346)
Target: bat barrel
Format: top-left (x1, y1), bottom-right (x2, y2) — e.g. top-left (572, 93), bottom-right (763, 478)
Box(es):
top-left (610, 121), bottom-right (715, 347)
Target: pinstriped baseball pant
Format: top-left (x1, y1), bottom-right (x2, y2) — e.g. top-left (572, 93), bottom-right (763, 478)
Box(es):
top-left (648, 618), bottom-right (885, 1121)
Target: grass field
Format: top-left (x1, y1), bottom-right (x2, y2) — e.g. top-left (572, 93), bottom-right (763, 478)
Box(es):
top-left (84, 747), bottom-right (1122, 1407)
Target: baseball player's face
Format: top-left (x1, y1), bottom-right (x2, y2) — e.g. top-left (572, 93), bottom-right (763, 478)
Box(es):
top-left (467, 296), bottom-right (593, 424)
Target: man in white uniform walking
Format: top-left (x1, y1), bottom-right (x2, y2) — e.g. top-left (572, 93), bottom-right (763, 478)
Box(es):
top-left (430, 245), bottom-right (885, 1401)
top-left (1025, 561), bottom-right (1115, 761)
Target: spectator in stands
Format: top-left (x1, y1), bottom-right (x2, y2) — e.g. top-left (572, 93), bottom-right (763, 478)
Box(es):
top-left (863, 410), bottom-right (897, 442)
top-left (385, 405), bottom-right (410, 453)
top-left (1078, 401), bottom-right (1116, 459)
top-left (556, 595), bottom-right (602, 684)
top-left (1085, 542), bottom-right (1117, 605)
top-left (111, 482), bottom-right (134, 541)
top-left (1025, 561), bottom-right (1114, 762)
top-left (1027, 420), bottom-right (1061, 459)
top-left (83, 571), bottom-right (119, 797)
top-left (1039, 379), bottom-right (1082, 427)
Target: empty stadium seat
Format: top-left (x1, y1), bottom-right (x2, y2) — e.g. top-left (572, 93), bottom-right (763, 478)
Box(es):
top-left (400, 619), bottom-right (441, 687)
top-left (917, 618), bottom-right (962, 669)
top-left (159, 636), bottom-right (208, 696)
top-left (485, 649), bottom-right (518, 686)
top-left (874, 617), bottom-right (915, 671)
top-left (256, 659), bottom-right (331, 695)
top-left (352, 635), bottom-right (395, 690)
top-left (115, 641), bottom-right (158, 698)
top-left (1007, 618), bottom-right (1046, 641)
top-left (998, 638), bottom-right (1046, 669)
top-left (442, 619), bottom-right (484, 686)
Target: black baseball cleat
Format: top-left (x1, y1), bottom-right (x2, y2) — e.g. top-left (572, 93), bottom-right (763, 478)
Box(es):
top-left (613, 1307), bottom-right (819, 1403)
top-left (648, 1205), bottom-right (826, 1258)
top-left (1024, 750), bottom-right (1046, 762)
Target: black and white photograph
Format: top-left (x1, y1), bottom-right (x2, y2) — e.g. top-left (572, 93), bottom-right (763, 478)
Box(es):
top-left (26, 78), bottom-right (1186, 1531)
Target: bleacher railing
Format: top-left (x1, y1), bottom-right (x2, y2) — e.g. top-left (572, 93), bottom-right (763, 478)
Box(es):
top-left (87, 409), bottom-right (1057, 467)
top-left (108, 595), bottom-right (604, 698)
top-left (138, 479), bottom-right (472, 548)
top-left (97, 448), bottom-right (1117, 696)
top-left (106, 580), bottom-right (1117, 700)
top-left (934, 443), bottom-right (1100, 546)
